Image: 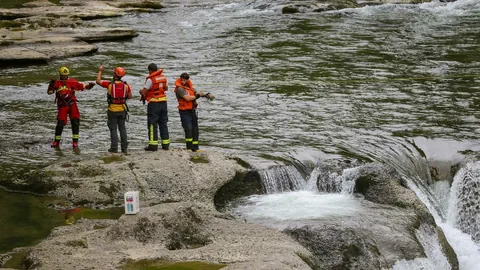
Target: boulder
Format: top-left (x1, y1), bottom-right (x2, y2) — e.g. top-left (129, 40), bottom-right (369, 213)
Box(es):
top-left (352, 163), bottom-right (459, 269)
top-left (23, 202), bottom-right (313, 270)
top-left (284, 200), bottom-right (424, 269)
top-left (0, 35), bottom-right (97, 66)
top-left (33, 150), bottom-right (243, 207)
top-left (22, 0), bottom-right (56, 8)
top-left (0, 0), bottom-right (160, 66)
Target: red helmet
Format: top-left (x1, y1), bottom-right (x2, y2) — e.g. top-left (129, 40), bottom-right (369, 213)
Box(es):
top-left (114, 67), bottom-right (125, 77)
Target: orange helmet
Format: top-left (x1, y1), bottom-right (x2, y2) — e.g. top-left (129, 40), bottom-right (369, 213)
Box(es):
top-left (114, 67), bottom-right (125, 77)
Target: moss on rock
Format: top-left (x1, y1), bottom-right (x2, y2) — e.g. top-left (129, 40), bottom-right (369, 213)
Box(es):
top-left (282, 6), bottom-right (300, 14)
top-left (101, 155), bottom-right (125, 164)
top-left (117, 1), bottom-right (165, 9)
top-left (436, 227), bottom-right (459, 270)
top-left (121, 259), bottom-right (226, 270)
top-left (77, 165), bottom-right (109, 178)
top-left (65, 239), bottom-right (88, 248)
top-left (0, 20), bottom-right (24, 29)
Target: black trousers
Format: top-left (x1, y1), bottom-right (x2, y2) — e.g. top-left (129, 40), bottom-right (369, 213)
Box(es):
top-left (107, 110), bottom-right (128, 150)
top-left (179, 109), bottom-right (199, 151)
top-left (147, 101), bottom-right (170, 147)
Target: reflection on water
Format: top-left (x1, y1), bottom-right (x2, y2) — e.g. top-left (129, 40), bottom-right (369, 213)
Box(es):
top-left (0, 0), bottom-right (479, 165)
top-left (0, 188), bottom-right (64, 254)
top-left (0, 188), bottom-right (123, 254)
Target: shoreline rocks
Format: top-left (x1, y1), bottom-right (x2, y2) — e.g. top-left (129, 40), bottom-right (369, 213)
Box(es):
top-left (1, 150), bottom-right (314, 269)
top-left (0, 0), bottom-right (163, 66)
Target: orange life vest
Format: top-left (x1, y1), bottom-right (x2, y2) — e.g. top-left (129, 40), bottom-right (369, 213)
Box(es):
top-left (174, 78), bottom-right (196, 110)
top-left (145, 70), bottom-right (167, 102)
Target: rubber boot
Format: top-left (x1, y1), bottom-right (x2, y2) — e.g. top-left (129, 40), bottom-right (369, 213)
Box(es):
top-left (144, 145), bottom-right (158, 151)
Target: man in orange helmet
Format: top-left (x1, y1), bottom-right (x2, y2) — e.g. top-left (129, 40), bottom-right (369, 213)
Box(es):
top-left (96, 65), bottom-right (132, 153)
top-left (174, 73), bottom-right (215, 152)
top-left (139, 63), bottom-right (170, 151)
top-left (47, 66), bottom-right (95, 149)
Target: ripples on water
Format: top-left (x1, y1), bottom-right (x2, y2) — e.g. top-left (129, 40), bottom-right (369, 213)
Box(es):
top-left (1, 0), bottom-right (480, 267)
top-left (1, 0), bottom-right (479, 166)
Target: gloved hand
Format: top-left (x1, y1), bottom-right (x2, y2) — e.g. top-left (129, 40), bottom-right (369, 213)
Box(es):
top-left (85, 82), bottom-right (95, 89)
top-left (205, 92), bottom-right (215, 101)
top-left (47, 79), bottom-right (56, 94)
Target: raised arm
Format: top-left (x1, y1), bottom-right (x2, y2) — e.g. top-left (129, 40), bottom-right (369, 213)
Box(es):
top-left (96, 65), bottom-right (104, 85)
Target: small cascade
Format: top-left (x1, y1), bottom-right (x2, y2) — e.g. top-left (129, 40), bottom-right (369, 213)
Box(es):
top-left (315, 167), bottom-right (343, 193)
top-left (258, 165), bottom-right (306, 194)
top-left (308, 165), bottom-right (362, 194)
top-left (337, 136), bottom-right (446, 221)
top-left (446, 161), bottom-right (480, 244)
top-left (306, 166), bottom-right (321, 191)
top-left (393, 224), bottom-right (451, 270)
top-left (341, 167), bottom-right (361, 194)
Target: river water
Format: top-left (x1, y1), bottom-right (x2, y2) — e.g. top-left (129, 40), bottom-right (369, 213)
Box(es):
top-left (1, 0), bottom-right (480, 268)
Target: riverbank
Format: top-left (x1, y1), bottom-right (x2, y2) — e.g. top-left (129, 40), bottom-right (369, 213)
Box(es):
top-left (0, 149), bottom-right (462, 269)
top-left (0, 0), bottom-right (164, 66)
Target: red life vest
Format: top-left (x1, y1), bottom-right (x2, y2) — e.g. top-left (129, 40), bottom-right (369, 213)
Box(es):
top-left (108, 81), bottom-right (128, 104)
top-left (51, 78), bottom-right (84, 106)
top-left (174, 78), bottom-right (196, 110)
top-left (145, 70), bottom-right (167, 102)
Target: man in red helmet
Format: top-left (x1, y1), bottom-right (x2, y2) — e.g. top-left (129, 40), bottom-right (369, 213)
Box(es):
top-left (96, 65), bottom-right (132, 153)
top-left (47, 66), bottom-right (95, 149)
top-left (139, 63), bottom-right (170, 151)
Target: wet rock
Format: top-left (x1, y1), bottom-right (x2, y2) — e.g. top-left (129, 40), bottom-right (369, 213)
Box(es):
top-left (285, 200), bottom-right (424, 269)
top-left (353, 163), bottom-right (435, 223)
top-left (214, 170), bottom-right (264, 211)
top-left (0, 36), bottom-right (98, 66)
top-left (22, 0), bottom-right (56, 8)
top-left (350, 163), bottom-right (459, 269)
top-left (0, 0), bottom-right (161, 66)
top-left (24, 202), bottom-right (312, 270)
top-left (21, 150), bottom-right (243, 207)
top-left (316, 158), bottom-right (363, 193)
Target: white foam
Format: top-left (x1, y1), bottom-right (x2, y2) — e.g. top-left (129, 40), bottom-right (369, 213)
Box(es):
top-left (439, 223), bottom-right (480, 270)
top-left (233, 191), bottom-right (360, 222)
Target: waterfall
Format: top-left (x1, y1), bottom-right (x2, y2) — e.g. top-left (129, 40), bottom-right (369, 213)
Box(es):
top-left (393, 225), bottom-right (451, 270)
top-left (258, 165), bottom-right (306, 194)
top-left (336, 135), bottom-right (447, 221)
top-left (259, 161), bottom-right (362, 194)
top-left (446, 161), bottom-right (480, 243)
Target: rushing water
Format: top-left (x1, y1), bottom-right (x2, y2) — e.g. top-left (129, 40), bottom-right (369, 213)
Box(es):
top-left (1, 0), bottom-right (480, 267)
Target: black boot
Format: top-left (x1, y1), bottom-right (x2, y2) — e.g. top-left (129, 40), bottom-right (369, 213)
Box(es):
top-left (144, 145), bottom-right (158, 151)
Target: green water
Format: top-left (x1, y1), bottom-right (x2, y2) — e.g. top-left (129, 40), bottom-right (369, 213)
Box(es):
top-left (122, 260), bottom-right (226, 270)
top-left (0, 188), bottom-right (64, 254)
top-left (0, 188), bottom-right (123, 254)
top-left (0, 251), bottom-right (27, 269)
